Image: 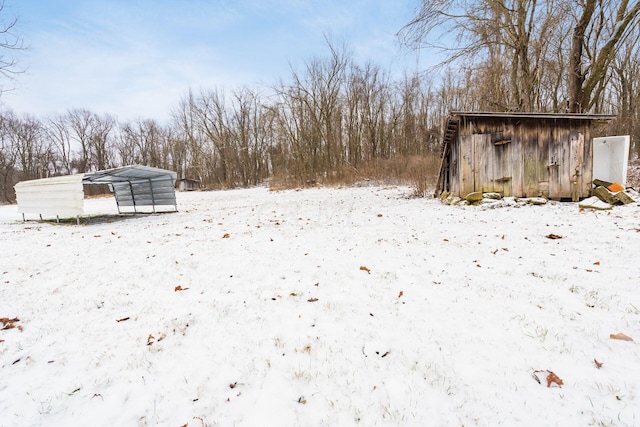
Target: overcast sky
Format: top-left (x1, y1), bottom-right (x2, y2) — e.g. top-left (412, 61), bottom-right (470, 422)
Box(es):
top-left (2, 0), bottom-right (430, 123)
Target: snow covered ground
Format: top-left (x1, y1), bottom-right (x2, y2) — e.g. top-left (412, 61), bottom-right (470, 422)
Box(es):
top-left (1, 185), bottom-right (639, 426)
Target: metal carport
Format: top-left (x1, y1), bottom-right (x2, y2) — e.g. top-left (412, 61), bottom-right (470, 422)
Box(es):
top-left (14, 165), bottom-right (177, 222)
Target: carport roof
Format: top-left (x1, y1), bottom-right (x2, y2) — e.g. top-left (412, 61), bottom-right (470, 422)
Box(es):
top-left (83, 165), bottom-right (177, 184)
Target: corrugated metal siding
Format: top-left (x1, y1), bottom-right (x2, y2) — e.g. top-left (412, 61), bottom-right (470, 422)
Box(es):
top-left (111, 176), bottom-right (176, 208)
top-left (84, 166), bottom-right (177, 212)
top-left (14, 174), bottom-right (85, 217)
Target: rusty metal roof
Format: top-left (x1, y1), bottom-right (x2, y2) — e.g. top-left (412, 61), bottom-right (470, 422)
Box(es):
top-left (450, 111), bottom-right (616, 121)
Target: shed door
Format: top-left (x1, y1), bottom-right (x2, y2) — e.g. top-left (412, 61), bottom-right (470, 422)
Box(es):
top-left (548, 130), bottom-right (584, 200)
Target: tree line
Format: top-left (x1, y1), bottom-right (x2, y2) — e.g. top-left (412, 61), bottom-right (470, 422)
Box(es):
top-left (1, 0), bottom-right (639, 202)
top-left (1, 44), bottom-right (446, 202)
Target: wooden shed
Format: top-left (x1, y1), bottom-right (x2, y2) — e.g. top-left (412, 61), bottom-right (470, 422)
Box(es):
top-left (435, 112), bottom-right (616, 200)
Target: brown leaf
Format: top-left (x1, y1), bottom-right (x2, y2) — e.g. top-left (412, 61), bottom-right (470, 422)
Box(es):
top-left (0, 317), bottom-right (19, 326)
top-left (175, 285), bottom-right (189, 292)
top-left (147, 334), bottom-right (155, 346)
top-left (593, 261), bottom-right (600, 265)
top-left (594, 359), bottom-right (603, 369)
top-left (360, 266), bottom-right (371, 274)
top-left (307, 298), bottom-right (318, 302)
top-left (1, 317), bottom-right (19, 330)
top-left (229, 382), bottom-right (237, 389)
top-left (398, 291), bottom-right (403, 298)
top-left (116, 317), bottom-right (130, 323)
top-left (610, 332), bottom-right (634, 341)
top-left (222, 233), bottom-right (230, 238)
top-left (545, 233), bottom-right (563, 239)
top-left (546, 371), bottom-right (563, 388)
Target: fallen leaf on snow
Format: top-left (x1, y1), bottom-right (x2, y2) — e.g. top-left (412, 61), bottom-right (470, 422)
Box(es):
top-left (533, 370), bottom-right (563, 387)
top-left (175, 285), bottom-right (189, 292)
top-left (594, 359), bottom-right (603, 369)
top-left (1, 317), bottom-right (19, 330)
top-left (222, 233), bottom-right (230, 238)
top-left (360, 266), bottom-right (371, 274)
top-left (546, 371), bottom-right (564, 387)
top-left (0, 317), bottom-right (19, 326)
top-left (307, 298), bottom-right (318, 302)
top-left (116, 317), bottom-right (130, 323)
top-left (593, 261), bottom-right (600, 265)
top-left (545, 233), bottom-right (563, 239)
top-left (398, 291), bottom-right (403, 298)
top-left (610, 332), bottom-right (633, 341)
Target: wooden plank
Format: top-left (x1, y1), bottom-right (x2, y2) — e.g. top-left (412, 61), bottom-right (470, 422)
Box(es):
top-left (474, 133), bottom-right (493, 193)
top-left (548, 123), bottom-right (562, 200)
top-left (510, 121), bottom-right (524, 197)
top-left (557, 123), bottom-right (571, 198)
top-left (449, 138), bottom-right (459, 195)
top-left (579, 122), bottom-right (593, 196)
top-left (460, 134), bottom-right (474, 196)
top-left (523, 120), bottom-right (538, 197)
top-left (569, 129), bottom-right (584, 200)
top-left (537, 121), bottom-right (550, 198)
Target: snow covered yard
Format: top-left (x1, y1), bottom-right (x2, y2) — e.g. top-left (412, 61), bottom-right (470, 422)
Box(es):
top-left (1, 185), bottom-right (639, 426)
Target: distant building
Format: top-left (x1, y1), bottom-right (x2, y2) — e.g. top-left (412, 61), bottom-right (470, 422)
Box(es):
top-left (176, 178), bottom-right (201, 192)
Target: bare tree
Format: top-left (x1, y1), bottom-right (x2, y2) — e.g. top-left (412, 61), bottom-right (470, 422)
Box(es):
top-left (399, 0), bottom-right (640, 114)
top-left (6, 112), bottom-right (49, 180)
top-left (399, 0), bottom-right (567, 111)
top-left (45, 115), bottom-right (74, 175)
top-left (0, 0), bottom-right (27, 94)
top-left (568, 0), bottom-right (640, 112)
top-left (0, 109), bottom-right (17, 201)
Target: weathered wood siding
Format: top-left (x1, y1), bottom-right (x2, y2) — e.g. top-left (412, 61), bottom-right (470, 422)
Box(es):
top-left (448, 116), bottom-right (593, 199)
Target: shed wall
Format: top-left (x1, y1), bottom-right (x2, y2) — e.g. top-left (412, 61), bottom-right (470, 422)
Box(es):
top-left (449, 116), bottom-right (593, 199)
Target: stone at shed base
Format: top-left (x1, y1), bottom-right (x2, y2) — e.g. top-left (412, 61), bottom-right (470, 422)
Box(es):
top-left (517, 197), bottom-right (548, 205)
top-left (593, 186), bottom-right (618, 204)
top-left (443, 194), bottom-right (463, 205)
top-left (593, 178), bottom-right (614, 188)
top-left (465, 192), bottom-right (483, 203)
top-left (593, 186), bottom-right (638, 205)
top-left (483, 192), bottom-right (502, 200)
top-left (614, 190), bottom-right (636, 205)
top-left (623, 188), bottom-right (640, 203)
top-left (579, 196), bottom-right (612, 210)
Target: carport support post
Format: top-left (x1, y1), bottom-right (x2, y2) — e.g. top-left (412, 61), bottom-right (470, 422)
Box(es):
top-left (128, 180), bottom-right (136, 213)
top-left (149, 178), bottom-right (156, 213)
